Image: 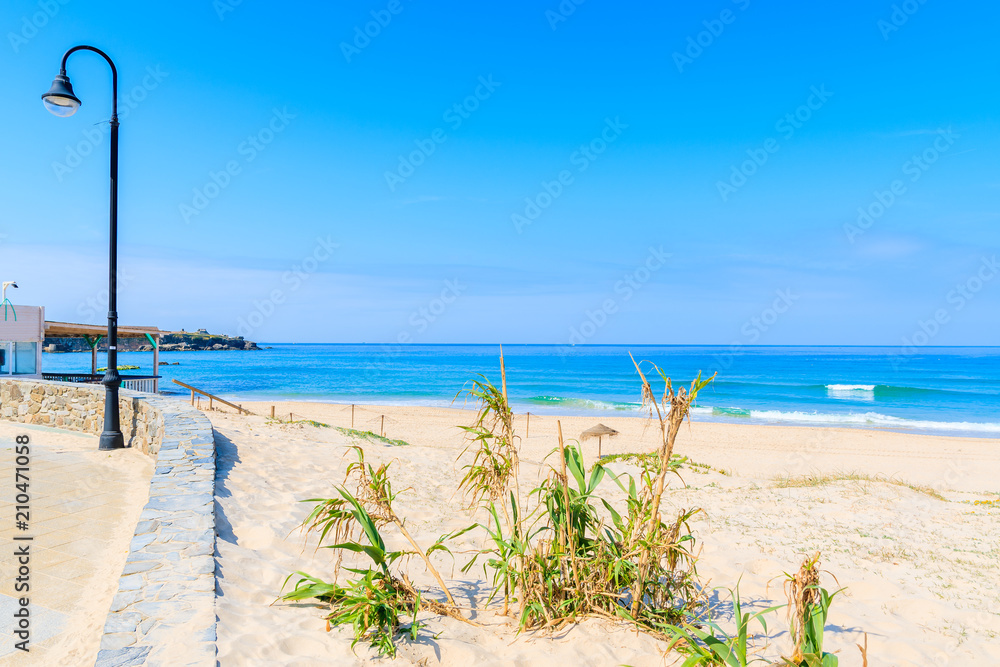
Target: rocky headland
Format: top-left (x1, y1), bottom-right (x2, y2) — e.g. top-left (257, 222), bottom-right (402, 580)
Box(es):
top-left (44, 328), bottom-right (262, 353)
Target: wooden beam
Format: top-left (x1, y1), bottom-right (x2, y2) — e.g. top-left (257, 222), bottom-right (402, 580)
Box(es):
top-left (172, 379), bottom-right (251, 415)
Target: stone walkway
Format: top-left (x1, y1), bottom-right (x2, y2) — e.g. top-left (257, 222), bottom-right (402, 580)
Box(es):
top-left (0, 422), bottom-right (151, 665)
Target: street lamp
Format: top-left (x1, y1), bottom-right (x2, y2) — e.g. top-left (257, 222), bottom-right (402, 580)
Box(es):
top-left (43, 45), bottom-right (124, 451)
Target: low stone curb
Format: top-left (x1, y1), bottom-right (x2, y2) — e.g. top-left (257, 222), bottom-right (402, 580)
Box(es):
top-left (95, 395), bottom-right (217, 667)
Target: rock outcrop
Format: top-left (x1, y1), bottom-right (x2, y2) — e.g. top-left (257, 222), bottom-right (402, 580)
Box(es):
top-left (44, 329), bottom-right (261, 353)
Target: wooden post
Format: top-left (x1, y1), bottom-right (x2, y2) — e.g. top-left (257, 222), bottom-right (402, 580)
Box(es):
top-left (196, 396), bottom-right (201, 409)
top-left (499, 344), bottom-right (508, 404)
top-left (289, 412), bottom-right (293, 423)
top-left (598, 435), bottom-right (602, 459)
top-left (270, 405), bottom-right (275, 419)
top-left (351, 404), bottom-right (355, 429)
top-left (380, 415), bottom-right (385, 437)
top-left (191, 389), bottom-right (195, 406)
top-left (526, 412), bottom-right (530, 438)
top-left (209, 396), bottom-right (213, 410)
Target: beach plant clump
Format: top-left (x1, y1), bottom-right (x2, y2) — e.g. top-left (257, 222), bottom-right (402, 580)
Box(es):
top-left (782, 552), bottom-right (841, 666)
top-left (456, 351), bottom-right (717, 636)
top-left (280, 447), bottom-right (473, 656)
top-left (456, 371), bottom-right (519, 510)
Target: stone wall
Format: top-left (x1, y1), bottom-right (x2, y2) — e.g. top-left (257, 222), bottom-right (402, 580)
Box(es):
top-left (0, 379), bottom-right (216, 666)
top-left (0, 378), bottom-right (163, 455)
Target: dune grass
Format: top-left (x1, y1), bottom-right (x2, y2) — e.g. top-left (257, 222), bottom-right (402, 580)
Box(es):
top-left (774, 471), bottom-right (945, 501)
top-left (335, 426), bottom-right (410, 447)
top-left (267, 420), bottom-right (409, 447)
top-left (292, 419), bottom-right (330, 428)
top-left (596, 452), bottom-right (730, 476)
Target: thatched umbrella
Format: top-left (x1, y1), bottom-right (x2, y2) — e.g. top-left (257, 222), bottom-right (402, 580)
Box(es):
top-left (580, 423), bottom-right (619, 458)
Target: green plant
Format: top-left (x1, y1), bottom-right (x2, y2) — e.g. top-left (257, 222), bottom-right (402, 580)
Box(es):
top-left (281, 447), bottom-right (473, 656)
top-left (781, 553), bottom-right (841, 667)
top-left (456, 373), bottom-right (519, 509)
top-left (625, 353), bottom-right (715, 619)
top-left (281, 487), bottom-right (413, 656)
top-left (664, 585), bottom-right (782, 666)
top-left (455, 349), bottom-right (522, 614)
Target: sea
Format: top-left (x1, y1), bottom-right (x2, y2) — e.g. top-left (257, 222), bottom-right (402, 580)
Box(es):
top-left (41, 345), bottom-right (1000, 438)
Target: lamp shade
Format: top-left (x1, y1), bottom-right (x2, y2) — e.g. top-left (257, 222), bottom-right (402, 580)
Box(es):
top-left (41, 74), bottom-right (81, 117)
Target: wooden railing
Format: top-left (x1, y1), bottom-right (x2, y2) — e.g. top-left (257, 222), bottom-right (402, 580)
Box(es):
top-left (171, 379), bottom-right (252, 415)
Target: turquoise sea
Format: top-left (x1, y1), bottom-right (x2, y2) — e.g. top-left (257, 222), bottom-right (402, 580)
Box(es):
top-left (42, 345), bottom-right (1000, 438)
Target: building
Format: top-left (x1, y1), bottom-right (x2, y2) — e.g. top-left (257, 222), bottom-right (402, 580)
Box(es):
top-left (0, 304), bottom-right (162, 392)
top-left (0, 304), bottom-right (44, 376)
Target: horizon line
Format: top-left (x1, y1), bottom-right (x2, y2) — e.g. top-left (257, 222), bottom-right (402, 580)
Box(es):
top-left (248, 343), bottom-right (1000, 349)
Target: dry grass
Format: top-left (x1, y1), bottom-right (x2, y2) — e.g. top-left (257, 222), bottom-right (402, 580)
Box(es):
top-left (785, 552), bottom-right (822, 662)
top-left (593, 452), bottom-right (729, 477)
top-left (774, 471), bottom-right (946, 501)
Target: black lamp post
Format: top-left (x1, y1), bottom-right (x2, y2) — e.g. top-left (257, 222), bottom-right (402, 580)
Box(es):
top-left (43, 45), bottom-right (124, 451)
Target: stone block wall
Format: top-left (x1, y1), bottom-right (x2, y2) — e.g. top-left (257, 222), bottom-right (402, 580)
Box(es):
top-left (0, 378), bottom-right (163, 455)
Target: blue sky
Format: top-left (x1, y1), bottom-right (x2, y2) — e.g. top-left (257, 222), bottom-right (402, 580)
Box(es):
top-left (1, 0), bottom-right (997, 345)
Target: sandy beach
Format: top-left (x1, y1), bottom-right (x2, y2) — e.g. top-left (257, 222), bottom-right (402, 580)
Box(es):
top-left (209, 402), bottom-right (1000, 666)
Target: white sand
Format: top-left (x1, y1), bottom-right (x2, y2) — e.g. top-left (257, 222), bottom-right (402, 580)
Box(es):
top-left (211, 403), bottom-right (1000, 666)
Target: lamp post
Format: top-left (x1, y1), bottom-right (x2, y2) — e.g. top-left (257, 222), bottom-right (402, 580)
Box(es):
top-left (42, 45), bottom-right (124, 451)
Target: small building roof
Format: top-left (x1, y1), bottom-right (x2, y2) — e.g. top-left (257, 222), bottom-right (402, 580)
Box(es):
top-left (44, 320), bottom-right (161, 339)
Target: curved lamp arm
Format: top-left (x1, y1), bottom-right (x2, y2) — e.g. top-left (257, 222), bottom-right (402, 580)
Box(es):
top-left (59, 44), bottom-right (118, 120)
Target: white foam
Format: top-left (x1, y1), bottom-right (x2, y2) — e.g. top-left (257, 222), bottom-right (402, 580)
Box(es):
top-left (827, 384), bottom-right (876, 402)
top-left (744, 409), bottom-right (1000, 434)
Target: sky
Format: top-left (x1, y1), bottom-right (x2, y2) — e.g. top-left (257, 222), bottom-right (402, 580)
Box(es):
top-left (0, 0), bottom-right (998, 345)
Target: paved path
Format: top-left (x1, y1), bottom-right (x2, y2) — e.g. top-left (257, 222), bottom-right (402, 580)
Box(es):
top-left (0, 422), bottom-right (151, 665)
